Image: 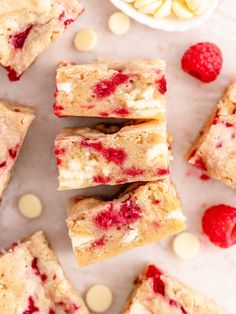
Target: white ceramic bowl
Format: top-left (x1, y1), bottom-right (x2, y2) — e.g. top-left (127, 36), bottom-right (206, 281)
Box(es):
top-left (110, 0), bottom-right (220, 32)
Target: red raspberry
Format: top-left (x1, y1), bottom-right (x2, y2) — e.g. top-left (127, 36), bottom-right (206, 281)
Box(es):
top-left (202, 204), bottom-right (236, 248)
top-left (181, 42), bottom-right (223, 83)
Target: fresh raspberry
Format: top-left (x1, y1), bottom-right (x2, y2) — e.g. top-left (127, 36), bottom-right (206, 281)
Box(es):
top-left (202, 204), bottom-right (236, 248)
top-left (181, 42), bottom-right (223, 83)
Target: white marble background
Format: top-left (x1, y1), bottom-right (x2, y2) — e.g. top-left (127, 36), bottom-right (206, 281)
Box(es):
top-left (0, 0), bottom-right (236, 313)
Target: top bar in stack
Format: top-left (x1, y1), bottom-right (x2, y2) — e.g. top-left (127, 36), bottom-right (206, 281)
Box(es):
top-left (54, 59), bottom-right (167, 118)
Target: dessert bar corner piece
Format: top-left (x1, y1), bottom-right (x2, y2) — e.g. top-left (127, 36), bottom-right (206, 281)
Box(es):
top-left (66, 179), bottom-right (186, 266)
top-left (0, 100), bottom-right (35, 200)
top-left (0, 0), bottom-right (83, 81)
top-left (54, 59), bottom-right (167, 118)
top-left (122, 264), bottom-right (224, 314)
top-left (55, 120), bottom-right (171, 190)
top-left (0, 231), bottom-right (89, 313)
top-left (187, 80), bottom-right (236, 188)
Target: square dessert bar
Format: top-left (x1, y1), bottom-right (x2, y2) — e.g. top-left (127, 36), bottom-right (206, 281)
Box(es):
top-left (55, 120), bottom-right (171, 190)
top-left (0, 231), bottom-right (89, 313)
top-left (187, 80), bottom-right (236, 188)
top-left (0, 0), bottom-right (83, 81)
top-left (122, 264), bottom-right (224, 314)
top-left (54, 59), bottom-right (167, 118)
top-left (67, 180), bottom-right (186, 266)
top-left (0, 100), bottom-right (35, 200)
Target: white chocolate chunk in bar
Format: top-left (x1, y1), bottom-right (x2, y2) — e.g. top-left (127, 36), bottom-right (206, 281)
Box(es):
top-left (187, 80), bottom-right (236, 189)
top-left (0, 0), bottom-right (83, 80)
top-left (0, 100), bottom-right (35, 200)
top-left (66, 180), bottom-right (186, 267)
top-left (0, 231), bottom-right (89, 313)
top-left (122, 264), bottom-right (225, 314)
top-left (55, 120), bottom-right (171, 190)
top-left (54, 59), bottom-right (167, 118)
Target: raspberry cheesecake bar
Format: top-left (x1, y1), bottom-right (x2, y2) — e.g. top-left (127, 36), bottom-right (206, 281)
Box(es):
top-left (0, 100), bottom-right (35, 200)
top-left (54, 59), bottom-right (167, 118)
top-left (0, 0), bottom-right (83, 81)
top-left (55, 120), bottom-right (171, 190)
top-left (122, 264), bottom-right (224, 314)
top-left (67, 180), bottom-right (186, 266)
top-left (187, 80), bottom-right (236, 188)
top-left (0, 231), bottom-right (89, 313)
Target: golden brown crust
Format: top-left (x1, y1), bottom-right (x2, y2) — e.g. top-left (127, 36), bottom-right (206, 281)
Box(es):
top-left (55, 59), bottom-right (166, 119)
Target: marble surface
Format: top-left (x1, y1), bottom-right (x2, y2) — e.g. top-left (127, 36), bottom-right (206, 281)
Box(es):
top-left (0, 0), bottom-right (236, 313)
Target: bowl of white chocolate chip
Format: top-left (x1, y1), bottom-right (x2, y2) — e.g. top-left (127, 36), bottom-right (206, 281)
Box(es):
top-left (110, 0), bottom-right (220, 32)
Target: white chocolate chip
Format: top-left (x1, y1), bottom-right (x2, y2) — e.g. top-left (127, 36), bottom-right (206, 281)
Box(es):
top-left (86, 284), bottom-right (113, 313)
top-left (173, 232), bottom-right (200, 260)
top-left (154, 0), bottom-right (172, 19)
top-left (134, 0), bottom-right (156, 8)
top-left (108, 12), bottom-right (130, 35)
top-left (18, 194), bottom-right (43, 219)
top-left (185, 0), bottom-right (202, 11)
top-left (74, 29), bottom-right (98, 52)
top-left (137, 1), bottom-right (163, 14)
top-left (194, 0), bottom-right (210, 15)
top-left (172, 0), bottom-right (194, 20)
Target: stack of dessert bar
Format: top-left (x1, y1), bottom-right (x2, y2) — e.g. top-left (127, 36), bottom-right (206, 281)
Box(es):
top-left (54, 59), bottom-right (186, 266)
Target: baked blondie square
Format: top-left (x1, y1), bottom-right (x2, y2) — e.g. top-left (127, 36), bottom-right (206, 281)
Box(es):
top-left (187, 80), bottom-right (236, 188)
top-left (54, 59), bottom-right (167, 118)
top-left (55, 120), bottom-right (171, 190)
top-left (67, 180), bottom-right (186, 266)
top-left (0, 0), bottom-right (83, 81)
top-left (122, 264), bottom-right (224, 314)
top-left (0, 231), bottom-right (89, 313)
top-left (0, 100), bottom-right (35, 200)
